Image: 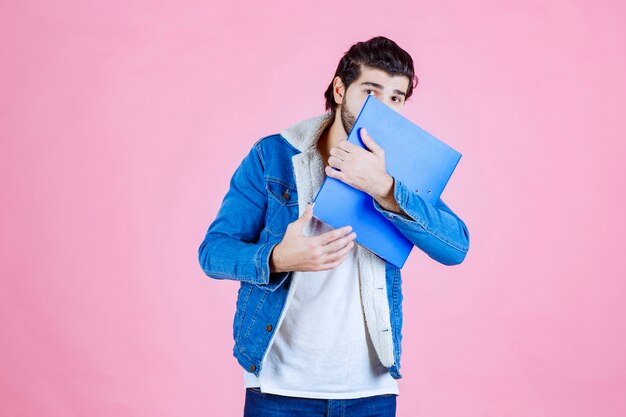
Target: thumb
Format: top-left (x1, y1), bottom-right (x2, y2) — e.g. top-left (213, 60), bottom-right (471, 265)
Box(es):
top-left (360, 128), bottom-right (383, 155)
top-left (298, 202), bottom-right (314, 224)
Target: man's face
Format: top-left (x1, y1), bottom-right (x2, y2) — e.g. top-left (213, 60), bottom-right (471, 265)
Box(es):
top-left (336, 66), bottom-right (410, 135)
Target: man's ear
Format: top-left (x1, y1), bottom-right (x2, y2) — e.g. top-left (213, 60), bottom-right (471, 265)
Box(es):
top-left (332, 76), bottom-right (345, 106)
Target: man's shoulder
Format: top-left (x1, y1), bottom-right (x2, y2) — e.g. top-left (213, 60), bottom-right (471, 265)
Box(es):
top-left (245, 133), bottom-right (297, 171)
top-left (251, 131), bottom-right (298, 154)
top-left (252, 133), bottom-right (284, 148)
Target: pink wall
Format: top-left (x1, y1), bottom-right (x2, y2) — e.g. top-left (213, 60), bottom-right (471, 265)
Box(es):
top-left (1, 1), bottom-right (625, 416)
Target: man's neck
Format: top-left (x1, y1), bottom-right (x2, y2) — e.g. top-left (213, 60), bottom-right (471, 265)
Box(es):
top-left (316, 111), bottom-right (347, 168)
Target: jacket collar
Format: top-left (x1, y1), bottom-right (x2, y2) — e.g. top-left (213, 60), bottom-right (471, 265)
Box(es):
top-left (279, 111), bottom-right (336, 153)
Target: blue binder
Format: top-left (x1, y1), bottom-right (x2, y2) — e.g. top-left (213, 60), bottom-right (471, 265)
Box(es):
top-left (312, 95), bottom-right (462, 268)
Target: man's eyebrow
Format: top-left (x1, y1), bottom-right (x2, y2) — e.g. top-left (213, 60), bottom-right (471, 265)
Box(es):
top-left (360, 81), bottom-right (407, 97)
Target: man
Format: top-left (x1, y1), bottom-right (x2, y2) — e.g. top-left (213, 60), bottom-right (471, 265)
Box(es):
top-left (198, 36), bottom-right (470, 416)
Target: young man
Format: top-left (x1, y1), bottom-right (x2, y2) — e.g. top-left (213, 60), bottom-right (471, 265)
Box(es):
top-left (198, 36), bottom-right (470, 416)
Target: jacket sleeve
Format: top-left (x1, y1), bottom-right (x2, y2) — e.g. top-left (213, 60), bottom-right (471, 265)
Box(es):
top-left (372, 176), bottom-right (470, 266)
top-left (198, 143), bottom-right (290, 291)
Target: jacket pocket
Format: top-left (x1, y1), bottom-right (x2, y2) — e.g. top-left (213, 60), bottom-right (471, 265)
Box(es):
top-left (265, 177), bottom-right (298, 237)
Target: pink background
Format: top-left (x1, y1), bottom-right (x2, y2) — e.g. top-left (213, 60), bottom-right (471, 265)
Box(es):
top-left (2, 1), bottom-right (625, 416)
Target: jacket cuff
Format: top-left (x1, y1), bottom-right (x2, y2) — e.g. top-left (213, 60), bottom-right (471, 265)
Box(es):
top-left (254, 241), bottom-right (290, 291)
top-left (372, 176), bottom-right (421, 224)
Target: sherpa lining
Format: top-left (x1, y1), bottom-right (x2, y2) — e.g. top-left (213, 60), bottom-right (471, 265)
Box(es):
top-left (277, 112), bottom-right (395, 367)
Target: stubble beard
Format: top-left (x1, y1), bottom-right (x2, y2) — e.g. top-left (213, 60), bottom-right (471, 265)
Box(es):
top-left (339, 103), bottom-right (356, 136)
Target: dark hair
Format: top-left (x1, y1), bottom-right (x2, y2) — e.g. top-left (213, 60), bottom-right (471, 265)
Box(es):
top-left (324, 36), bottom-right (418, 113)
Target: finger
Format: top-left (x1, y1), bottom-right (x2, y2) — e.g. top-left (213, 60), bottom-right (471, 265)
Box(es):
top-left (328, 155), bottom-right (344, 170)
top-left (336, 139), bottom-right (357, 152)
top-left (299, 202), bottom-right (313, 219)
top-left (330, 146), bottom-right (350, 159)
top-left (322, 231), bottom-right (356, 253)
top-left (318, 257), bottom-right (346, 271)
top-left (325, 165), bottom-right (346, 181)
top-left (320, 241), bottom-right (354, 266)
top-left (360, 128), bottom-right (384, 155)
top-left (296, 203), bottom-right (313, 228)
top-left (316, 225), bottom-right (352, 245)
top-left (338, 139), bottom-right (368, 159)
top-left (322, 236), bottom-right (356, 263)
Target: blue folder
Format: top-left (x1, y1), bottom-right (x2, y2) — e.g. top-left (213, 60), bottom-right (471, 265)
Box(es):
top-left (312, 95), bottom-right (462, 268)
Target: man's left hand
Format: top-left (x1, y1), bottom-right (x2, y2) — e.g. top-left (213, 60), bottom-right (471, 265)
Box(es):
top-left (324, 127), bottom-right (393, 199)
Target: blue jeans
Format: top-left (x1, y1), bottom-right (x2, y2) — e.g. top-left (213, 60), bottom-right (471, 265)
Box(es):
top-left (243, 387), bottom-right (397, 417)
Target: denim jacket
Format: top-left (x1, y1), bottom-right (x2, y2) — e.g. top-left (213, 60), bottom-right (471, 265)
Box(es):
top-left (198, 111), bottom-right (470, 380)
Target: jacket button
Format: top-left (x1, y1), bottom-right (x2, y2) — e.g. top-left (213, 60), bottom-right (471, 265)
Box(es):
top-left (250, 364), bottom-right (256, 372)
top-left (266, 324), bottom-right (273, 332)
top-left (282, 190), bottom-right (290, 200)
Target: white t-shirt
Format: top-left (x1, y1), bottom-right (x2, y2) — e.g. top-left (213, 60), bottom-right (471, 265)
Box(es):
top-left (243, 217), bottom-right (399, 399)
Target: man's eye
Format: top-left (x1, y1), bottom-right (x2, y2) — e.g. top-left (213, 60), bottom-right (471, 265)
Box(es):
top-left (392, 97), bottom-right (400, 102)
top-left (366, 89), bottom-right (375, 95)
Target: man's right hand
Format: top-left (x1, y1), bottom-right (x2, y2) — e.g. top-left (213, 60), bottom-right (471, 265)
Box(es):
top-left (269, 203), bottom-right (357, 273)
